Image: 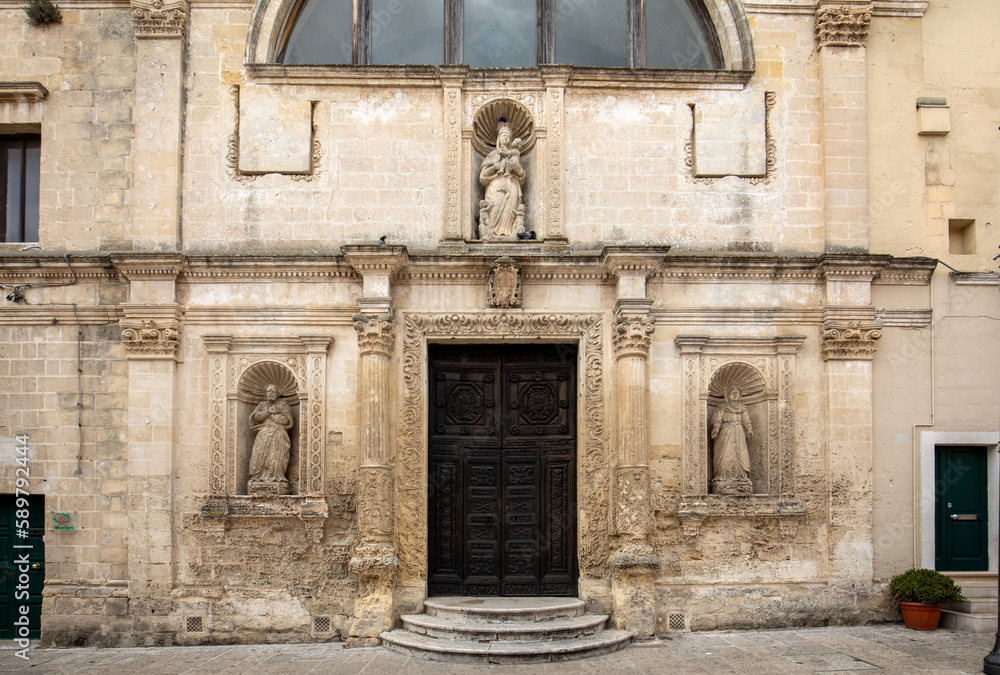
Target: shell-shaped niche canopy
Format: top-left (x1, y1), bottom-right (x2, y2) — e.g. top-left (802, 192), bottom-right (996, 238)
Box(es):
top-left (239, 360), bottom-right (299, 399)
top-left (708, 362), bottom-right (765, 401)
top-left (472, 98), bottom-right (536, 157)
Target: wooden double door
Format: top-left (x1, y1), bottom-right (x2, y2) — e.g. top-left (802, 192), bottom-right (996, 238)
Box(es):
top-left (428, 344), bottom-right (578, 597)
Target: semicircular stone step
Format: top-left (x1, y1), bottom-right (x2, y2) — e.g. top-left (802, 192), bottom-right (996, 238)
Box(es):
top-left (401, 612), bottom-right (609, 641)
top-left (380, 628), bottom-right (632, 664)
top-left (423, 596), bottom-right (585, 622)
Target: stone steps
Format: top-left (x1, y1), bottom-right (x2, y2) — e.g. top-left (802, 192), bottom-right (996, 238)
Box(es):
top-left (381, 596), bottom-right (632, 664)
top-left (941, 573), bottom-right (998, 633)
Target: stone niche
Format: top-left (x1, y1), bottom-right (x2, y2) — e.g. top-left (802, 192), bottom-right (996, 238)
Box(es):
top-left (200, 335), bottom-right (332, 518)
top-left (674, 335), bottom-right (807, 537)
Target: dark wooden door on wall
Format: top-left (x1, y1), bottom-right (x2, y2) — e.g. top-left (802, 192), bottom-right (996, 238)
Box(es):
top-left (428, 344), bottom-right (578, 597)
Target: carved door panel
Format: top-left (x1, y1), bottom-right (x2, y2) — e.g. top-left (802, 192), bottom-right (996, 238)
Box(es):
top-left (428, 345), bottom-right (577, 597)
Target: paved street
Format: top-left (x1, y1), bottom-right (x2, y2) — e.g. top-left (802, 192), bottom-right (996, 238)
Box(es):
top-left (0, 625), bottom-right (994, 674)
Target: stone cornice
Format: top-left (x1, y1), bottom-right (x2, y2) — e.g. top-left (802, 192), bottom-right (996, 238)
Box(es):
top-left (110, 254), bottom-right (184, 281)
top-left (341, 245), bottom-right (409, 277)
top-left (183, 255), bottom-right (355, 281)
top-left (744, 0), bottom-right (924, 16)
top-left (601, 246), bottom-right (671, 277)
top-left (0, 256), bottom-right (118, 283)
top-left (0, 82), bottom-right (48, 104)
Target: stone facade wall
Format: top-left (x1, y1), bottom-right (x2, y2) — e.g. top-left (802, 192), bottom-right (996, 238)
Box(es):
top-left (1, 0), bottom-right (996, 649)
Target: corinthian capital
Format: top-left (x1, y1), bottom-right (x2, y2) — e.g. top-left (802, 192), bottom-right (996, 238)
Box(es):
top-left (119, 303), bottom-right (182, 360)
top-left (354, 315), bottom-right (395, 357)
top-left (132, 0), bottom-right (188, 38)
top-left (821, 319), bottom-right (882, 360)
top-left (815, 3), bottom-right (872, 48)
top-left (613, 314), bottom-right (654, 360)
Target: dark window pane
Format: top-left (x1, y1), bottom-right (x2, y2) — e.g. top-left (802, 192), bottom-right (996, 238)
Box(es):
top-left (465, 0), bottom-right (536, 68)
top-left (646, 0), bottom-right (717, 69)
top-left (5, 140), bottom-right (24, 243)
top-left (279, 0), bottom-right (353, 65)
top-left (554, 0), bottom-right (627, 67)
top-left (372, 0), bottom-right (444, 65)
top-left (23, 139), bottom-right (40, 243)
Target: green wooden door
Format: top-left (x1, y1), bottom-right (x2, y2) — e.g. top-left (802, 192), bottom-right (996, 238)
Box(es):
top-left (0, 495), bottom-right (45, 639)
top-left (935, 446), bottom-right (989, 572)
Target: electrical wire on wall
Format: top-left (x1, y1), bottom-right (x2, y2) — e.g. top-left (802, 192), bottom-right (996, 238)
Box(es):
top-left (0, 253), bottom-right (91, 476)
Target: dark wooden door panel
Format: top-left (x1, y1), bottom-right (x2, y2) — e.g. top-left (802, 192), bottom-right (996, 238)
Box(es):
top-left (428, 345), bottom-right (577, 597)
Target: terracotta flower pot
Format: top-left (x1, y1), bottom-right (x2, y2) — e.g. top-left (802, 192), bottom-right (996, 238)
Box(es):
top-left (899, 601), bottom-right (942, 630)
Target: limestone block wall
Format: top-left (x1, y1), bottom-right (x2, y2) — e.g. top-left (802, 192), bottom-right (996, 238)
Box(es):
top-left (0, 10), bottom-right (135, 252)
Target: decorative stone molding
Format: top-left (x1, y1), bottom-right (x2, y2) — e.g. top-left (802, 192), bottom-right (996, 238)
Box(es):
top-left (821, 319), bottom-right (882, 360)
top-left (354, 316), bottom-right (394, 357)
top-left (675, 495), bottom-right (806, 538)
top-left (686, 91), bottom-right (777, 185)
top-left (815, 4), bottom-right (872, 48)
top-left (610, 541), bottom-right (660, 571)
top-left (202, 335), bottom-right (331, 497)
top-left (613, 315), bottom-right (654, 360)
top-left (0, 82), bottom-right (48, 104)
top-left (675, 335), bottom-right (805, 501)
top-left (119, 304), bottom-right (182, 361)
top-left (132, 0), bottom-right (188, 38)
top-left (613, 466), bottom-right (652, 538)
top-left (397, 312), bottom-right (609, 591)
top-left (487, 256), bottom-right (522, 308)
top-left (357, 465), bottom-right (394, 541)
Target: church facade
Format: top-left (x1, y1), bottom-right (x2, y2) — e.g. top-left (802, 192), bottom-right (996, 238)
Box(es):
top-left (0, 0), bottom-right (997, 647)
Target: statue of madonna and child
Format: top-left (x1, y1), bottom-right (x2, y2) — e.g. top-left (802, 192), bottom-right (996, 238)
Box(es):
top-left (710, 386), bottom-right (754, 495)
top-left (247, 384), bottom-right (294, 496)
top-left (479, 121), bottom-right (526, 239)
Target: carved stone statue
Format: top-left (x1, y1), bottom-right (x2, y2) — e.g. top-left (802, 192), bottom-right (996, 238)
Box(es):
top-left (479, 123), bottom-right (526, 239)
top-left (710, 386), bottom-right (753, 495)
top-left (248, 384), bottom-right (293, 495)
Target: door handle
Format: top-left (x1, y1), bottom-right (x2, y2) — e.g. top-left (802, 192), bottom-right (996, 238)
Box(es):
top-left (30, 563), bottom-right (40, 570)
top-left (950, 514), bottom-right (978, 521)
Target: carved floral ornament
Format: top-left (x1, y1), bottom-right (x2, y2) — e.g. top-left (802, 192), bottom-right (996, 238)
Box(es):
top-left (613, 315), bottom-right (654, 359)
top-left (821, 319), bottom-right (882, 360)
top-left (815, 4), bottom-right (872, 48)
top-left (131, 0), bottom-right (188, 38)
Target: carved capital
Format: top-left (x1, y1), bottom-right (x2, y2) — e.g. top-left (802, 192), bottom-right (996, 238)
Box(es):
top-left (613, 314), bottom-right (654, 360)
top-left (815, 4), bottom-right (872, 48)
top-left (132, 0), bottom-right (188, 38)
top-left (487, 256), bottom-right (522, 308)
top-left (354, 316), bottom-right (395, 358)
top-left (120, 304), bottom-right (182, 360)
top-left (821, 319), bottom-right (882, 360)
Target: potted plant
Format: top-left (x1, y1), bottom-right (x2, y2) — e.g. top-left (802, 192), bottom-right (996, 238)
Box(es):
top-left (889, 568), bottom-right (966, 630)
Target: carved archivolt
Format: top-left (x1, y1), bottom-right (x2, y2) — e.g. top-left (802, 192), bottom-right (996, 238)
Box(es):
top-left (674, 335), bottom-right (806, 535)
top-left (398, 312), bottom-right (609, 587)
top-left (815, 4), bottom-right (872, 48)
top-left (202, 335), bottom-right (331, 497)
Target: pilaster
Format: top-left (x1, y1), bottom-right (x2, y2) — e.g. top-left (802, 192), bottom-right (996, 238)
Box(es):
top-left (343, 245), bottom-right (408, 646)
top-left (113, 255), bottom-right (183, 603)
top-left (440, 66), bottom-right (468, 251)
top-left (131, 0), bottom-right (187, 250)
top-left (602, 247), bottom-right (667, 639)
top-left (816, 2), bottom-right (871, 252)
top-left (540, 66), bottom-right (571, 250)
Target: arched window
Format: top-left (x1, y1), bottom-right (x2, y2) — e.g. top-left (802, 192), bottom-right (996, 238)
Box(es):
top-left (275, 0), bottom-right (721, 69)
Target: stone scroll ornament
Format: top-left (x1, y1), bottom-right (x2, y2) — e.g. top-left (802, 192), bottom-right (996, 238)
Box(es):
top-left (479, 121), bottom-right (526, 239)
top-left (131, 0), bottom-right (188, 37)
top-left (710, 386), bottom-right (753, 495)
top-left (248, 384), bottom-right (293, 495)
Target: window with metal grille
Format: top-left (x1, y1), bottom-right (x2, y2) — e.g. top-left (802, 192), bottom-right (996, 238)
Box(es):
top-left (313, 615), bottom-right (332, 633)
top-left (185, 616), bottom-right (204, 633)
top-left (1, 135), bottom-right (40, 244)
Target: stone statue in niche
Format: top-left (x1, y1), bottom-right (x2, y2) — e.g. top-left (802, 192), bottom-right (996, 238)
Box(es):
top-left (479, 122), bottom-right (526, 239)
top-left (710, 386), bottom-right (754, 495)
top-left (248, 384), bottom-right (293, 496)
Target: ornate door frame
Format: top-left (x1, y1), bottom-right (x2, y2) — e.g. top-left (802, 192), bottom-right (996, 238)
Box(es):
top-left (396, 312), bottom-right (609, 609)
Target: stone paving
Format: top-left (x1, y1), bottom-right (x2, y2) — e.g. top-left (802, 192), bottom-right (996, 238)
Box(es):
top-left (0, 624), bottom-right (994, 674)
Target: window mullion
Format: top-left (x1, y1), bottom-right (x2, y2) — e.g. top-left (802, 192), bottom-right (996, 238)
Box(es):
top-left (628, 0), bottom-right (645, 68)
top-left (539, 0), bottom-right (553, 65)
top-left (355, 0), bottom-right (372, 64)
top-left (446, 0), bottom-right (462, 64)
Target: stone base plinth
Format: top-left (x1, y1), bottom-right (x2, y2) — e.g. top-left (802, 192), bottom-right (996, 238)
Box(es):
top-left (712, 477), bottom-right (752, 496)
top-left (248, 480), bottom-right (290, 496)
